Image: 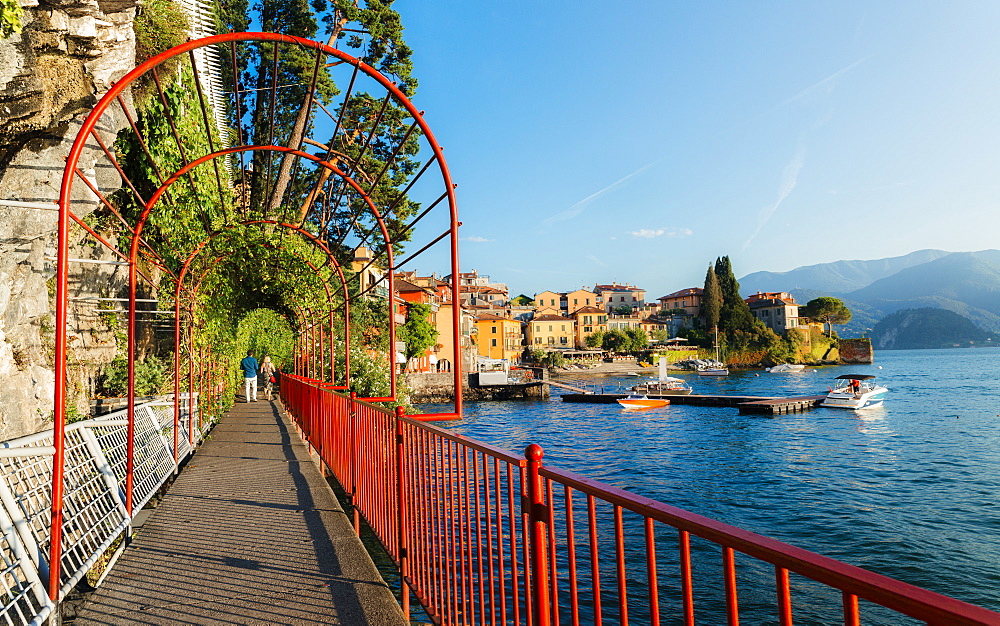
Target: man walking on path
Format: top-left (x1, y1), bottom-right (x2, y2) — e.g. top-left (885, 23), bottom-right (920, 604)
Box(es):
top-left (241, 350), bottom-right (259, 402)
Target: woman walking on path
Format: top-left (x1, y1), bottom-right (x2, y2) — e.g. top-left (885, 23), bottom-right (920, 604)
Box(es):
top-left (261, 356), bottom-right (276, 400)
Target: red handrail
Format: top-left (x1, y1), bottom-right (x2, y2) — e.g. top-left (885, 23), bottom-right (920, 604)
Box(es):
top-left (281, 374), bottom-right (1000, 625)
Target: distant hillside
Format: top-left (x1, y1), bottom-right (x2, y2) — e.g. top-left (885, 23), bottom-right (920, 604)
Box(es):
top-left (741, 250), bottom-right (1000, 336)
top-left (846, 251), bottom-right (1000, 332)
top-left (872, 308), bottom-right (991, 350)
top-left (739, 249), bottom-right (951, 295)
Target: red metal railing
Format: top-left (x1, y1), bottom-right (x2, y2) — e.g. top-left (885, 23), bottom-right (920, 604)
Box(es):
top-left (281, 374), bottom-right (1000, 625)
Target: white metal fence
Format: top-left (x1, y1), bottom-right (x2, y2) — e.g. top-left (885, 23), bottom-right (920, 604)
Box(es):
top-left (0, 395), bottom-right (203, 625)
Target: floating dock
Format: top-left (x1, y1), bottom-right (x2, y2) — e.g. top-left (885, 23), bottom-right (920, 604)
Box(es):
top-left (561, 393), bottom-right (828, 415)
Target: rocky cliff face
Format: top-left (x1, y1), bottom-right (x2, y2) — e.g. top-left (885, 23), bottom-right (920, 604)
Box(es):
top-left (0, 0), bottom-right (137, 439)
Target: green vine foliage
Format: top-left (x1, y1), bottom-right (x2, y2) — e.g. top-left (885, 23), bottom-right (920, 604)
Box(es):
top-left (236, 309), bottom-right (295, 372)
top-left (1, 0), bottom-right (23, 38)
top-left (86, 7), bottom-right (421, 414)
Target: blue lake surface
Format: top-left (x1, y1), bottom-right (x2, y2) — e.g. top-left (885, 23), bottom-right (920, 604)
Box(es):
top-left (420, 348), bottom-right (1000, 615)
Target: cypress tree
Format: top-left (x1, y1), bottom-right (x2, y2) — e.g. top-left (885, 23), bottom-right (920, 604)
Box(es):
top-left (701, 264), bottom-right (722, 331)
top-left (715, 255), bottom-right (757, 337)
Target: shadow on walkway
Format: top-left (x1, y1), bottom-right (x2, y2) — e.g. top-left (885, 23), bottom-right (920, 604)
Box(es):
top-left (72, 400), bottom-right (405, 625)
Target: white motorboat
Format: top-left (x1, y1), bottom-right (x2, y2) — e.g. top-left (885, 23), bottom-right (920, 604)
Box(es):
top-left (632, 376), bottom-right (693, 395)
top-left (766, 363), bottom-right (806, 373)
top-left (697, 366), bottom-right (729, 376)
top-left (820, 374), bottom-right (888, 409)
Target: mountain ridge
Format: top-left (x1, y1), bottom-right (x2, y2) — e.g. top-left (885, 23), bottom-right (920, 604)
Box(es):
top-left (740, 250), bottom-right (1000, 335)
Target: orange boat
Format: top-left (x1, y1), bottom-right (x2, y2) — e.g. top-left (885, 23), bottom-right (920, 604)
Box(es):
top-left (616, 394), bottom-right (670, 409)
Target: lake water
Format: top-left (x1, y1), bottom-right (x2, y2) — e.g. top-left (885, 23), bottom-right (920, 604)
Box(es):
top-left (421, 348), bottom-right (1000, 617)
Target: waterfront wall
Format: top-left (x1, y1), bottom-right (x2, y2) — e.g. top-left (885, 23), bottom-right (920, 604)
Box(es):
top-left (839, 338), bottom-right (874, 364)
top-left (406, 371), bottom-right (550, 403)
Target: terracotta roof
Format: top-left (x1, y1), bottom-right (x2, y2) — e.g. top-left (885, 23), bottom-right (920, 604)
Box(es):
top-left (658, 287), bottom-right (703, 299)
top-left (594, 283), bottom-right (643, 292)
top-left (573, 306), bottom-right (605, 315)
top-left (531, 314), bottom-right (573, 322)
top-left (747, 297), bottom-right (797, 307)
top-left (476, 313), bottom-right (513, 322)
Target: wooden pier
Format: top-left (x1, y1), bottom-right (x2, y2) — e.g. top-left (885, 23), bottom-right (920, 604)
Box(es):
top-left (561, 393), bottom-right (828, 415)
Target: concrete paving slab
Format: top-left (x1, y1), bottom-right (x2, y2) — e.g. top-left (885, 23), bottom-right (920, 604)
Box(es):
top-left (72, 399), bottom-right (406, 625)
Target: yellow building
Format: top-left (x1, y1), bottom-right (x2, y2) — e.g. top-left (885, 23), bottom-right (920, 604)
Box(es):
top-left (565, 289), bottom-right (598, 314)
top-left (527, 314), bottom-right (575, 349)
top-left (573, 306), bottom-right (607, 348)
top-left (534, 291), bottom-right (562, 315)
top-left (474, 314), bottom-right (523, 361)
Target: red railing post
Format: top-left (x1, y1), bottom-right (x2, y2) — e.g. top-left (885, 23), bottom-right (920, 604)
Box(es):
top-left (525, 444), bottom-right (551, 626)
top-left (350, 391), bottom-right (360, 534)
top-left (395, 406), bottom-right (410, 619)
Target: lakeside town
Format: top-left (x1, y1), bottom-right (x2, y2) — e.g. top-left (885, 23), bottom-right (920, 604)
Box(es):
top-left (358, 246), bottom-right (868, 377)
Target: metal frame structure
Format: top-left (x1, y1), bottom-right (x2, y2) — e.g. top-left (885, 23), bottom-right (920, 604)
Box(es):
top-left (52, 32), bottom-right (462, 604)
top-left (0, 398), bottom-right (201, 624)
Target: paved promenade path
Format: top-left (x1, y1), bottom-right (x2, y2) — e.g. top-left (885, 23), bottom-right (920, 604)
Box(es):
top-left (74, 399), bottom-right (405, 625)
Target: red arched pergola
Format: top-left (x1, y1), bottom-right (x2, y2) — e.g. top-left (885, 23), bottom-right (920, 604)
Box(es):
top-left (51, 32), bottom-right (463, 600)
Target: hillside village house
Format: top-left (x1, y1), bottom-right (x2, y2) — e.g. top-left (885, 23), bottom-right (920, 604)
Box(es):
top-left (352, 246), bottom-right (388, 299)
top-left (745, 292), bottom-right (800, 333)
top-left (572, 306), bottom-right (607, 348)
top-left (594, 283), bottom-right (646, 312)
top-left (394, 277), bottom-right (441, 373)
top-left (394, 271), bottom-right (467, 372)
top-left (474, 313), bottom-right (523, 361)
top-left (528, 314), bottom-right (575, 349)
top-left (534, 289), bottom-right (598, 316)
top-left (657, 287), bottom-right (703, 317)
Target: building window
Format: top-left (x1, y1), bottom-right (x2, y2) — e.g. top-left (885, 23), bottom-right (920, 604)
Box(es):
top-left (535, 337), bottom-right (541, 344)
top-left (492, 326), bottom-right (497, 333)
top-left (561, 325), bottom-right (566, 331)
top-left (491, 339), bottom-right (497, 347)
top-left (547, 337), bottom-right (555, 345)
top-left (535, 325), bottom-right (540, 333)
top-left (550, 299), bottom-right (555, 306)
top-left (548, 325), bottom-right (553, 332)
top-left (560, 337), bottom-right (568, 344)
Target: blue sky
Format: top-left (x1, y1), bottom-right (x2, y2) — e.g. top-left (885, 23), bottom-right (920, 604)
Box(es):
top-left (393, 1), bottom-right (1000, 298)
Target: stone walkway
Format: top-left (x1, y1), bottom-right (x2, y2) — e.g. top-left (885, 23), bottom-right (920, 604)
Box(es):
top-left (73, 399), bottom-right (405, 625)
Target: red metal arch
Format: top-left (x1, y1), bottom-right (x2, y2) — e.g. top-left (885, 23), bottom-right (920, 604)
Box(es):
top-left (52, 33), bottom-right (462, 601)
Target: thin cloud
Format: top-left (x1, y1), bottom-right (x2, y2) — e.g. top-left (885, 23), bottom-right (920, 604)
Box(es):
top-left (541, 160), bottom-right (659, 227)
top-left (630, 227), bottom-right (692, 239)
top-left (743, 146), bottom-right (806, 250)
top-left (587, 254), bottom-right (608, 267)
top-left (461, 236), bottom-right (493, 243)
top-left (632, 229), bottom-right (665, 239)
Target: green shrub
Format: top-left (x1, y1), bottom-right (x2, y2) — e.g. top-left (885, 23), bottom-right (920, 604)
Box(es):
top-left (100, 355), bottom-right (169, 397)
top-left (0, 0), bottom-right (23, 38)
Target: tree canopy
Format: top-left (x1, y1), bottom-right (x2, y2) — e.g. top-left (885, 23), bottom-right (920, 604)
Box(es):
top-left (802, 297), bottom-right (852, 337)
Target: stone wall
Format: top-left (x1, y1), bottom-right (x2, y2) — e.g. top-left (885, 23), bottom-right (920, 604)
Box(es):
top-left (839, 338), bottom-right (874, 364)
top-left (0, 0), bottom-right (137, 439)
top-left (406, 372), bottom-right (550, 404)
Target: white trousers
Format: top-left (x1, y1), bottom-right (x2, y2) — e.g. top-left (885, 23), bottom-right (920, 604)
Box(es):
top-left (244, 376), bottom-right (258, 401)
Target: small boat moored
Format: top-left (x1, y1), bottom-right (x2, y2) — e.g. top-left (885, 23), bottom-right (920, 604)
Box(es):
top-left (820, 374), bottom-right (887, 409)
top-left (617, 394), bottom-right (670, 409)
top-left (766, 363), bottom-right (806, 373)
top-left (632, 376), bottom-right (693, 395)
